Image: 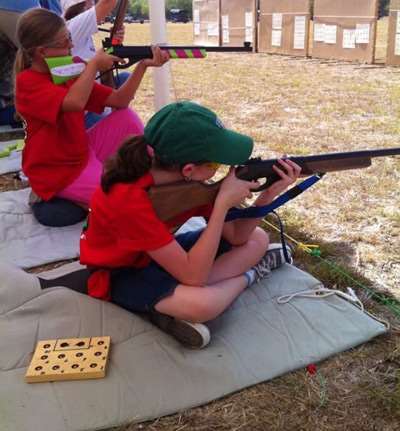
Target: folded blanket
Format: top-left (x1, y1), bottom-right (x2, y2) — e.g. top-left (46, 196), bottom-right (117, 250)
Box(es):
top-left (0, 188), bottom-right (83, 268)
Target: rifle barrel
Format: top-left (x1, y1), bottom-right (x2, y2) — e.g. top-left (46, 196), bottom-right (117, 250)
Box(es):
top-left (238, 147), bottom-right (400, 187)
top-left (288, 147), bottom-right (400, 163)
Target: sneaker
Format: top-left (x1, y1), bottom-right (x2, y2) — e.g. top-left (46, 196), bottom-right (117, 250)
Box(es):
top-left (149, 311), bottom-right (211, 349)
top-left (252, 242), bottom-right (294, 283)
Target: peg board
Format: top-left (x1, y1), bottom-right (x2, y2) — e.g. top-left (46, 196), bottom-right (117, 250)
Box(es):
top-left (25, 336), bottom-right (110, 383)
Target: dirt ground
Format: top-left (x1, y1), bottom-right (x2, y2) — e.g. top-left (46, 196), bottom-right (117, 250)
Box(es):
top-left (2, 19), bottom-right (399, 431)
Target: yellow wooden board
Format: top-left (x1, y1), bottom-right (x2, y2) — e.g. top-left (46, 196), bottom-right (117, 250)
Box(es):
top-left (25, 336), bottom-right (110, 383)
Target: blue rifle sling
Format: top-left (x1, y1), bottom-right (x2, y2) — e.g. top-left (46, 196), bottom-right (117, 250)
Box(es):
top-left (225, 174), bottom-right (324, 222)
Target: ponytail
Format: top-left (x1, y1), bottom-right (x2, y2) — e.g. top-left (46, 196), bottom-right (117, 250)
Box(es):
top-left (14, 48), bottom-right (31, 76)
top-left (101, 136), bottom-right (153, 193)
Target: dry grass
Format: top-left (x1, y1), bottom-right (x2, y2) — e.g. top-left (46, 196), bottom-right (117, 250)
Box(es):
top-left (92, 21), bottom-right (400, 431)
top-left (3, 19), bottom-right (400, 431)
top-left (95, 21), bottom-right (399, 296)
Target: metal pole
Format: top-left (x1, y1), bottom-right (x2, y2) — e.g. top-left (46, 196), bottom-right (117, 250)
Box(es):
top-left (148, 0), bottom-right (171, 111)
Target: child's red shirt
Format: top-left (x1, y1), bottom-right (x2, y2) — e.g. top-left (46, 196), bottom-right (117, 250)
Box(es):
top-left (16, 69), bottom-right (112, 200)
top-left (80, 173), bottom-right (213, 269)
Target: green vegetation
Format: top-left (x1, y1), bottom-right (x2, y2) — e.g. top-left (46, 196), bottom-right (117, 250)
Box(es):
top-left (128, 0), bottom-right (192, 20)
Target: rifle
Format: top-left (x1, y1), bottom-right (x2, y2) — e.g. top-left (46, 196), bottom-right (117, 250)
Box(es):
top-left (104, 42), bottom-right (253, 68)
top-left (101, 0), bottom-right (129, 87)
top-left (148, 147), bottom-right (400, 223)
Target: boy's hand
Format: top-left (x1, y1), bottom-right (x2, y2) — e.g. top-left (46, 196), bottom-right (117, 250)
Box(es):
top-left (142, 46), bottom-right (170, 68)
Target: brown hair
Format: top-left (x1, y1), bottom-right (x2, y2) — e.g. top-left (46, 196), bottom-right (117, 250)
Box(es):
top-left (14, 8), bottom-right (65, 75)
top-left (101, 135), bottom-right (179, 193)
top-left (64, 2), bottom-right (87, 21)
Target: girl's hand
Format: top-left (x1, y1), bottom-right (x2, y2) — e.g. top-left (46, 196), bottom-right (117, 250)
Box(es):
top-left (142, 46), bottom-right (170, 68)
top-left (92, 49), bottom-right (124, 72)
top-left (256, 158), bottom-right (302, 205)
top-left (216, 167), bottom-right (260, 210)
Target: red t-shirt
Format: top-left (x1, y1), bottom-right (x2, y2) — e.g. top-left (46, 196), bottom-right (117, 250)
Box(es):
top-left (80, 173), bottom-right (213, 269)
top-left (16, 69), bottom-right (112, 200)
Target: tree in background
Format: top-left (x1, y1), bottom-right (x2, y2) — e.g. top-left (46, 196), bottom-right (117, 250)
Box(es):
top-left (128, 0), bottom-right (148, 19)
top-left (166, 0), bottom-right (192, 14)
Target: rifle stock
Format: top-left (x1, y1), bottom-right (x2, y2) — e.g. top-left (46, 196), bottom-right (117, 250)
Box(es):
top-left (148, 147), bottom-right (400, 223)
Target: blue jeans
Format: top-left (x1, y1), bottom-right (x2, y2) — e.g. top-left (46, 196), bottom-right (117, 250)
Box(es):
top-left (85, 72), bottom-right (130, 129)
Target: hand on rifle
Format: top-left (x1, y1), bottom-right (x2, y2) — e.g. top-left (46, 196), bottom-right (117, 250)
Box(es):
top-left (142, 46), bottom-right (170, 68)
top-left (216, 167), bottom-right (260, 210)
top-left (256, 158), bottom-right (302, 206)
top-left (92, 48), bottom-right (124, 72)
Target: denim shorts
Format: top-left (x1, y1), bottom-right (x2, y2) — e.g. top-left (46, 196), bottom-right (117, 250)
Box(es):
top-left (110, 228), bottom-right (232, 313)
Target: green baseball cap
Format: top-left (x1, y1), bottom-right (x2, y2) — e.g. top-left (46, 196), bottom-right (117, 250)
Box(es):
top-left (144, 101), bottom-right (253, 165)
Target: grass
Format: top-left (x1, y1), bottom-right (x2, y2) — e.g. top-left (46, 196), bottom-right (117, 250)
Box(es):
top-left (2, 19), bottom-right (400, 431)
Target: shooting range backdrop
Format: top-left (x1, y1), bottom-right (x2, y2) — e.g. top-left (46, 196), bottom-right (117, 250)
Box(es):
top-left (312, 0), bottom-right (379, 64)
top-left (193, 0), bottom-right (221, 45)
top-left (193, 0), bottom-right (258, 48)
top-left (386, 0), bottom-right (400, 65)
top-left (220, 0), bottom-right (257, 48)
top-left (258, 0), bottom-right (311, 57)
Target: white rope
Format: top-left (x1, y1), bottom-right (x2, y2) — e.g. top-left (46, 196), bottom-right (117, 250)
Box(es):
top-left (277, 286), bottom-right (390, 329)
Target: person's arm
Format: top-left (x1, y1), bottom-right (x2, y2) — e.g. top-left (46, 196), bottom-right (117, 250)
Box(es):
top-left (104, 46), bottom-right (169, 108)
top-left (95, 0), bottom-right (118, 24)
top-left (62, 50), bottom-right (120, 111)
top-left (222, 159), bottom-right (301, 245)
top-left (148, 170), bottom-right (259, 286)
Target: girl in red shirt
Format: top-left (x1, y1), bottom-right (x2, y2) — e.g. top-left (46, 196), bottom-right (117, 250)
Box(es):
top-left (80, 101), bottom-right (302, 349)
top-left (14, 8), bottom-right (169, 208)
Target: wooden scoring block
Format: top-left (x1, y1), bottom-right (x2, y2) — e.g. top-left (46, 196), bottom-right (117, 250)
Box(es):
top-left (25, 336), bottom-right (111, 383)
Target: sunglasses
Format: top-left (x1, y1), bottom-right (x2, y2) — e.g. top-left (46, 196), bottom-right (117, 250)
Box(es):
top-left (203, 162), bottom-right (221, 170)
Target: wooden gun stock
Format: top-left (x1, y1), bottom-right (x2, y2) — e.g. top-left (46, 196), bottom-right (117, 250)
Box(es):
top-left (148, 147), bottom-right (400, 223)
top-left (148, 181), bottom-right (220, 222)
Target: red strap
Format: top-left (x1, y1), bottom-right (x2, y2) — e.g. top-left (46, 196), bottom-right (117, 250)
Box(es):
top-left (87, 269), bottom-right (111, 301)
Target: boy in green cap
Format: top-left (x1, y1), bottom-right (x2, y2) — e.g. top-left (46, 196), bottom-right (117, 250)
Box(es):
top-left (80, 101), bottom-right (301, 349)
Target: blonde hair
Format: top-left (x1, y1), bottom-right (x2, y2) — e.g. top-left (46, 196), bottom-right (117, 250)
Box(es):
top-left (14, 8), bottom-right (65, 75)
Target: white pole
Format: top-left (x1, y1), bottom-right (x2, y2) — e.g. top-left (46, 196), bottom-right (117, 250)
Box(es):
top-left (148, 0), bottom-right (171, 111)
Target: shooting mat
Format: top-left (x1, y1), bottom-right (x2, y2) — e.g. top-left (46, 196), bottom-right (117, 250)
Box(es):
top-left (0, 259), bottom-right (388, 431)
top-left (193, 0), bottom-right (220, 46)
top-left (258, 0), bottom-right (311, 57)
top-left (0, 188), bottom-right (83, 268)
top-left (312, 0), bottom-right (378, 63)
top-left (220, 0), bottom-right (257, 48)
top-left (386, 0), bottom-right (400, 66)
